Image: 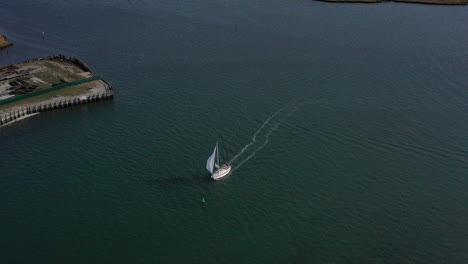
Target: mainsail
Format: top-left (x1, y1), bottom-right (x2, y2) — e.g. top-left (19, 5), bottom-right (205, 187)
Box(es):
top-left (206, 143), bottom-right (218, 174)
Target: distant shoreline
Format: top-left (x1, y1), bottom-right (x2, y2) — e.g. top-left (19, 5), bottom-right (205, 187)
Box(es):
top-left (317, 0), bottom-right (468, 5)
top-left (0, 55), bottom-right (114, 127)
top-left (0, 34), bottom-right (13, 49)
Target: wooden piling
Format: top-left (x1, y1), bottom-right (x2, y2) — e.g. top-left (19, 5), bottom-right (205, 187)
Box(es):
top-left (1, 90), bottom-right (114, 127)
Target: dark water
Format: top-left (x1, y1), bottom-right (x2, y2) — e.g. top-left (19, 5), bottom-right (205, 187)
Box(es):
top-left (1, 0), bottom-right (467, 263)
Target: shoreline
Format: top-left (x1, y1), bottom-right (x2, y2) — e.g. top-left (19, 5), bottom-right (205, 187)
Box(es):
top-left (0, 55), bottom-right (114, 127)
top-left (0, 113), bottom-right (39, 127)
top-left (317, 0), bottom-right (468, 5)
top-left (0, 34), bottom-right (13, 49)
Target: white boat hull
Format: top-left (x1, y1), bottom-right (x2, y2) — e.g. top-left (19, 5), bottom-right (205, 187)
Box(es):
top-left (211, 166), bottom-right (231, 180)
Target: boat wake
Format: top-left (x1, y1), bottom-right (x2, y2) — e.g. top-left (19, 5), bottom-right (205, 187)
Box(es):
top-left (230, 102), bottom-right (298, 171)
top-left (229, 105), bottom-right (287, 164)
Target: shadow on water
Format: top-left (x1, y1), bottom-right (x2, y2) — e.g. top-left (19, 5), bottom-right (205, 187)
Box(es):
top-left (288, 236), bottom-right (317, 264)
top-left (146, 175), bottom-right (212, 185)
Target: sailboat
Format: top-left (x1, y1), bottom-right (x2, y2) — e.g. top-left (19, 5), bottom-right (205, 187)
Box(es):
top-left (206, 141), bottom-right (231, 180)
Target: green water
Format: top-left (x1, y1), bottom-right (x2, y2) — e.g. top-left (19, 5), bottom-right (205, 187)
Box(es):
top-left (1, 1), bottom-right (467, 263)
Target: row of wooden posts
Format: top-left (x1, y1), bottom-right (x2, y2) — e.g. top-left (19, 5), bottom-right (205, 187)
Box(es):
top-left (0, 91), bottom-right (114, 126)
top-left (22, 54), bottom-right (93, 73)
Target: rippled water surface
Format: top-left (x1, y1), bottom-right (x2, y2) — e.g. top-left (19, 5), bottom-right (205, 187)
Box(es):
top-left (1, 0), bottom-right (467, 263)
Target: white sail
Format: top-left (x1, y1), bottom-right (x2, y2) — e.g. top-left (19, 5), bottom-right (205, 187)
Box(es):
top-left (214, 142), bottom-right (219, 169)
top-left (206, 144), bottom-right (217, 174)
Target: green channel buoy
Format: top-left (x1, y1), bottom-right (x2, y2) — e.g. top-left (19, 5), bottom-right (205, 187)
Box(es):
top-left (202, 197), bottom-right (206, 203)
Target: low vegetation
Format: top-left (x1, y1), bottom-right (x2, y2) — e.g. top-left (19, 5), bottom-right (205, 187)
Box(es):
top-left (0, 81), bottom-right (98, 111)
